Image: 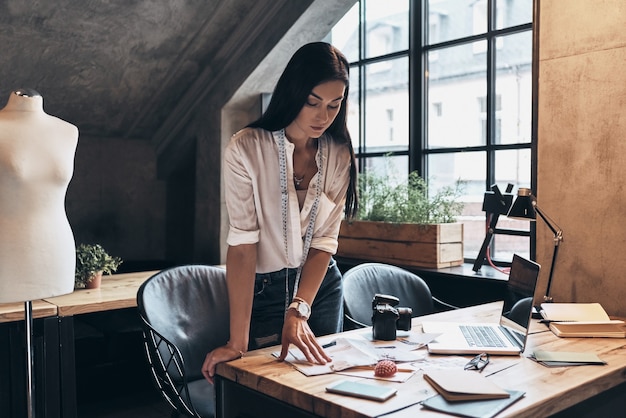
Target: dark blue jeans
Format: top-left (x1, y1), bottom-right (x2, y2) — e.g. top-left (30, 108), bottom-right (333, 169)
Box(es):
top-left (248, 258), bottom-right (343, 350)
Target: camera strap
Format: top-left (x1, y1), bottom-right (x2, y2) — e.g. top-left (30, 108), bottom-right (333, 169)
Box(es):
top-left (276, 128), bottom-right (324, 315)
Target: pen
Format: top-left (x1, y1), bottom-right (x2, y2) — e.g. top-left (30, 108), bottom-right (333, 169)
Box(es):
top-left (322, 341), bottom-right (337, 349)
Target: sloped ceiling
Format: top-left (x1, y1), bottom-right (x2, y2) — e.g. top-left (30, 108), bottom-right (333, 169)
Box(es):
top-left (0, 0), bottom-right (312, 141)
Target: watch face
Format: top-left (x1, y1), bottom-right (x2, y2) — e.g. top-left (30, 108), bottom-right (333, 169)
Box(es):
top-left (297, 302), bottom-right (310, 318)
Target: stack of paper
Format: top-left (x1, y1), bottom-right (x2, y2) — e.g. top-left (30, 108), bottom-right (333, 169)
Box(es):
top-left (275, 336), bottom-right (430, 380)
top-left (540, 303), bottom-right (626, 338)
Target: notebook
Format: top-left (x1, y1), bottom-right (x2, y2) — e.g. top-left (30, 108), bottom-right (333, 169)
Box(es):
top-left (423, 254), bottom-right (540, 355)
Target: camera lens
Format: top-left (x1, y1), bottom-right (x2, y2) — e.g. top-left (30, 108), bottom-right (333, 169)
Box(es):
top-left (396, 307), bottom-right (412, 331)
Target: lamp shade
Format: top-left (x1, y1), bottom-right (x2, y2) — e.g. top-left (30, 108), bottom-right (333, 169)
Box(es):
top-left (507, 187), bottom-right (536, 220)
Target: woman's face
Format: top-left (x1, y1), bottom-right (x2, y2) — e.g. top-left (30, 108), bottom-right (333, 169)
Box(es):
top-left (289, 80), bottom-right (346, 139)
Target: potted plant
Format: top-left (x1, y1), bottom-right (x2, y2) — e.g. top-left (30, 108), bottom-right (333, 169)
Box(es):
top-left (74, 243), bottom-right (123, 289)
top-left (338, 165), bottom-right (465, 268)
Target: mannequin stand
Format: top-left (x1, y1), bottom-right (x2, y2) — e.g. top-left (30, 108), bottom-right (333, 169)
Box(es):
top-left (24, 300), bottom-right (35, 418)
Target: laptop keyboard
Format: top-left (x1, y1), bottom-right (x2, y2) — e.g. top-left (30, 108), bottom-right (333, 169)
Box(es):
top-left (460, 325), bottom-right (506, 347)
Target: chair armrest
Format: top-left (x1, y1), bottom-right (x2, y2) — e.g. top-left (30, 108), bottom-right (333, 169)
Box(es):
top-left (433, 296), bottom-right (460, 311)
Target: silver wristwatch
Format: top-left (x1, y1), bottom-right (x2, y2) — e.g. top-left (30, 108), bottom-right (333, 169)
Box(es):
top-left (288, 299), bottom-right (311, 320)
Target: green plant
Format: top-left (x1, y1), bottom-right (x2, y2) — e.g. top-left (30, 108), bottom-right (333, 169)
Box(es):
top-left (356, 165), bottom-right (464, 224)
top-left (74, 243), bottom-right (123, 287)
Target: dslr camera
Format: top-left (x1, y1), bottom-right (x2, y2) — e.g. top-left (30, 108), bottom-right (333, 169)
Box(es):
top-left (371, 294), bottom-right (412, 341)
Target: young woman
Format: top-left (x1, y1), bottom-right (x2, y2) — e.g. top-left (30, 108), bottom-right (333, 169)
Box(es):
top-left (202, 42), bottom-right (357, 381)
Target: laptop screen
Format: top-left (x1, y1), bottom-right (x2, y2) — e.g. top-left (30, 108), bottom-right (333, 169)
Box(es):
top-left (500, 254), bottom-right (541, 330)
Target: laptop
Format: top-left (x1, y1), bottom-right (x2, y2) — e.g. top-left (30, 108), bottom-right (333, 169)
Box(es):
top-left (422, 254), bottom-right (540, 355)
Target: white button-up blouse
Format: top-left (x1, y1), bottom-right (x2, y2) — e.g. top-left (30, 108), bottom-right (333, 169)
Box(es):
top-left (224, 127), bottom-right (351, 274)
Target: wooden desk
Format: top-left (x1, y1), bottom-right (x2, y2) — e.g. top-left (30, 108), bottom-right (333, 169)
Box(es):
top-left (0, 299), bottom-right (57, 323)
top-left (0, 300), bottom-right (60, 417)
top-left (42, 270), bottom-right (159, 418)
top-left (215, 302), bottom-right (626, 418)
top-left (43, 270), bottom-right (159, 316)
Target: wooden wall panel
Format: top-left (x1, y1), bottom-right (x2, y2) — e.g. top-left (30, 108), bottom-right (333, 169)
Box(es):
top-left (537, 0), bottom-right (626, 316)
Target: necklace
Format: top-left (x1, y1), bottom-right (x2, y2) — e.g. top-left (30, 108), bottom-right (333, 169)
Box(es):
top-left (294, 174), bottom-right (304, 187)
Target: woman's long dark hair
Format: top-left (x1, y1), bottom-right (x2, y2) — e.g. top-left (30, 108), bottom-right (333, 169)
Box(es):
top-left (248, 42), bottom-right (358, 219)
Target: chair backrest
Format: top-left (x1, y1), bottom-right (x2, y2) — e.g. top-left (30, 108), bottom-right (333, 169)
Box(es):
top-left (136, 265), bottom-right (229, 418)
top-left (342, 263), bottom-right (435, 328)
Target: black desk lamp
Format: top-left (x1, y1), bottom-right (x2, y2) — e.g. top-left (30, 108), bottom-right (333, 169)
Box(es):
top-left (507, 187), bottom-right (563, 302)
top-left (472, 184), bottom-right (514, 272)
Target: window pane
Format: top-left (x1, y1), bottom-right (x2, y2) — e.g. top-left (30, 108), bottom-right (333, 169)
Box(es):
top-left (427, 42), bottom-right (487, 148)
top-left (495, 149), bottom-right (532, 238)
top-left (492, 148), bottom-right (531, 261)
top-left (495, 31), bottom-right (533, 144)
top-left (364, 0), bottom-right (409, 58)
top-left (491, 233), bottom-right (530, 262)
top-left (364, 56), bottom-right (408, 153)
top-left (361, 154), bottom-right (408, 182)
top-left (428, 152), bottom-right (485, 260)
top-left (496, 0), bottom-right (533, 30)
top-left (347, 67), bottom-right (360, 150)
top-left (330, 2), bottom-right (360, 62)
top-left (495, 149), bottom-right (531, 197)
top-left (427, 0), bottom-right (486, 45)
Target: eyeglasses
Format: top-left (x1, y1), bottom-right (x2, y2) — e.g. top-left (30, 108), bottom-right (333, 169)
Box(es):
top-left (464, 353), bottom-right (490, 372)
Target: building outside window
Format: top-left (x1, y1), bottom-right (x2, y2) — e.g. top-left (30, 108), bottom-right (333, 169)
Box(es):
top-left (327, 0), bottom-right (534, 265)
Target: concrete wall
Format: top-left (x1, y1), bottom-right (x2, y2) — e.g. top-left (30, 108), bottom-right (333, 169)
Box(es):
top-left (54, 0), bottom-right (355, 269)
top-left (537, 0), bottom-right (626, 316)
top-left (67, 136), bottom-right (166, 264)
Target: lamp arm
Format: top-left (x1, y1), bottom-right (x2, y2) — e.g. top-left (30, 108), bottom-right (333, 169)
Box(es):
top-left (533, 202), bottom-right (563, 302)
top-left (472, 212), bottom-right (501, 272)
top-left (533, 204), bottom-right (563, 245)
top-left (544, 241), bottom-right (560, 302)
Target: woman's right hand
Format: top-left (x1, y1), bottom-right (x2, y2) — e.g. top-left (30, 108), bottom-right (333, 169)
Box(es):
top-left (202, 343), bottom-right (245, 384)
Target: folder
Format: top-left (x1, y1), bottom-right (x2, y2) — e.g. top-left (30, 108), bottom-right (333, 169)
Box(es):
top-left (421, 389), bottom-right (525, 418)
top-left (423, 370), bottom-right (510, 402)
top-left (531, 350), bottom-right (606, 367)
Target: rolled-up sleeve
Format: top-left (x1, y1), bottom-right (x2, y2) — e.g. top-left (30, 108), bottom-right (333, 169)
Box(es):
top-left (224, 135), bottom-right (260, 246)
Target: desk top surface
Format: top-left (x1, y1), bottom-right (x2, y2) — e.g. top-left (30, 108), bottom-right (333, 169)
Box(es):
top-left (216, 302), bottom-right (626, 418)
top-left (43, 270), bottom-right (159, 316)
top-left (0, 299), bottom-right (58, 323)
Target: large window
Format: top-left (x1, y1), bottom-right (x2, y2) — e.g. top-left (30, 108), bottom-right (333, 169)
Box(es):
top-left (328, 0), bottom-right (534, 264)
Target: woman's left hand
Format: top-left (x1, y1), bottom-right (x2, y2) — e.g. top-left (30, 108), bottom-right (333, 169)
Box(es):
top-left (277, 310), bottom-right (332, 364)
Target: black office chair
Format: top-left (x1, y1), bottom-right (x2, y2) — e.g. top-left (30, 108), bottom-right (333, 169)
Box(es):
top-left (506, 296), bottom-right (534, 328)
top-left (137, 265), bottom-right (229, 418)
top-left (342, 262), bottom-right (458, 330)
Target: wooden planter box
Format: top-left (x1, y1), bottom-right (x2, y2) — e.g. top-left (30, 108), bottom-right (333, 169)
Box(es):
top-left (337, 220), bottom-right (464, 269)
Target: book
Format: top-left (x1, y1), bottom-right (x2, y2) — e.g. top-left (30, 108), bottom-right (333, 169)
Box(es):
top-left (548, 322), bottom-right (626, 338)
top-left (421, 389), bottom-right (525, 418)
top-left (539, 303), bottom-right (626, 338)
top-left (540, 303), bottom-right (617, 322)
top-left (423, 370), bottom-right (510, 402)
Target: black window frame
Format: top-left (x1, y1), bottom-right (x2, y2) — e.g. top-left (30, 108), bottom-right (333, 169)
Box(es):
top-left (338, 0), bottom-right (536, 266)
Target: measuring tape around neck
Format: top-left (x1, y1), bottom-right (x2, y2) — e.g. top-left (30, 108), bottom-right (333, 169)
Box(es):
top-left (276, 129), bottom-right (324, 313)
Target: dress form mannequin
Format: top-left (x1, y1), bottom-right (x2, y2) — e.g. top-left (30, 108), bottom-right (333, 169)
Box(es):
top-left (0, 89), bottom-right (78, 303)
